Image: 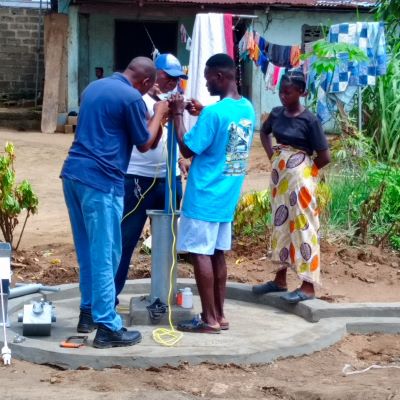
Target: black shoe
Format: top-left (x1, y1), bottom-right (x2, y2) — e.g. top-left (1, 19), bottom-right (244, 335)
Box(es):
top-left (93, 325), bottom-right (142, 349)
top-left (77, 310), bottom-right (98, 333)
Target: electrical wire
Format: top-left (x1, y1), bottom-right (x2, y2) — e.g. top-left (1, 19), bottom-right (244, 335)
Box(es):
top-left (120, 119), bottom-right (183, 346)
top-left (152, 123), bottom-right (183, 347)
top-left (121, 123), bottom-right (165, 223)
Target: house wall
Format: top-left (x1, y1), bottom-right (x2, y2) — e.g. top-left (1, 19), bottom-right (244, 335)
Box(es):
top-left (74, 5), bottom-right (194, 95)
top-left (62, 3), bottom-right (373, 128)
top-left (250, 9), bottom-right (372, 128)
top-left (0, 6), bottom-right (44, 104)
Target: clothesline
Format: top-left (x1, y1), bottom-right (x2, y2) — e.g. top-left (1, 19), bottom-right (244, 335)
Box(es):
top-left (239, 28), bottom-right (301, 71)
top-left (238, 28), bottom-right (302, 92)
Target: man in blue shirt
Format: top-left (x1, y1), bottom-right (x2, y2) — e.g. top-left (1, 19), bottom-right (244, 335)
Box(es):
top-left (169, 54), bottom-right (256, 333)
top-left (61, 57), bottom-right (168, 348)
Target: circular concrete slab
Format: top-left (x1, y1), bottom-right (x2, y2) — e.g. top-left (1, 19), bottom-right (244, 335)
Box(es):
top-left (6, 282), bottom-right (346, 370)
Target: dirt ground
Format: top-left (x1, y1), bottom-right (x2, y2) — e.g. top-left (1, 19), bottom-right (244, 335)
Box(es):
top-left (2, 129), bottom-right (399, 302)
top-left (1, 129), bottom-right (400, 398)
top-left (1, 334), bottom-right (400, 399)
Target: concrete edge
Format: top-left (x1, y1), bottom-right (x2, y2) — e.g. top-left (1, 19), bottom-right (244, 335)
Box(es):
top-left (8, 319), bottom-right (347, 370)
top-left (346, 318), bottom-right (400, 335)
top-left (8, 279), bottom-right (400, 324)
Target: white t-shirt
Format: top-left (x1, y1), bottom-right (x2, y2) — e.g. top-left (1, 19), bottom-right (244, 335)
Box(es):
top-left (127, 94), bottom-right (180, 178)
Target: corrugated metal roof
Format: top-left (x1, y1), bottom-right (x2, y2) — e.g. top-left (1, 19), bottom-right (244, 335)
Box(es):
top-left (141, 0), bottom-right (375, 7)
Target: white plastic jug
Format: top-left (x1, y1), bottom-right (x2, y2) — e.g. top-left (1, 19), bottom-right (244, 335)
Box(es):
top-left (181, 287), bottom-right (193, 309)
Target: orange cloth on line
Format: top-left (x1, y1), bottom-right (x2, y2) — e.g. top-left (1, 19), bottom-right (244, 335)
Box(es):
top-left (290, 45), bottom-right (301, 68)
top-left (250, 45), bottom-right (260, 62)
top-left (247, 31), bottom-right (256, 60)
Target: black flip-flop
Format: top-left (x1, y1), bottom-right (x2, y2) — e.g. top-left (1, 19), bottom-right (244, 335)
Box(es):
top-left (252, 281), bottom-right (288, 295)
top-left (177, 316), bottom-right (221, 334)
top-left (280, 289), bottom-right (315, 304)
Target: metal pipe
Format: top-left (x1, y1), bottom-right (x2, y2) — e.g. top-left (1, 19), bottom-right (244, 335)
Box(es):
top-left (9, 284), bottom-right (60, 299)
top-left (232, 15), bottom-right (258, 19)
top-left (164, 120), bottom-right (177, 213)
top-left (147, 210), bottom-right (179, 304)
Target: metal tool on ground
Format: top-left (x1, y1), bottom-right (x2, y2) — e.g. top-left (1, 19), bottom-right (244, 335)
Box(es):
top-left (18, 298), bottom-right (56, 336)
top-left (60, 335), bottom-right (88, 349)
top-left (0, 242), bottom-right (12, 365)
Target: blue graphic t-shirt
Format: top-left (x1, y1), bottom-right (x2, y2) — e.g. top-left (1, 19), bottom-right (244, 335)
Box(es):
top-left (183, 97), bottom-right (256, 222)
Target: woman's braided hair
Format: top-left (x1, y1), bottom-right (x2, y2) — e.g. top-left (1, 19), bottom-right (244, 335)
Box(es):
top-left (280, 70), bottom-right (306, 93)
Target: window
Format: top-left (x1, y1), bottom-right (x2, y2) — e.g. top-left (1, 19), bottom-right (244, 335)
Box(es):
top-left (114, 21), bottom-right (178, 72)
top-left (301, 24), bottom-right (326, 52)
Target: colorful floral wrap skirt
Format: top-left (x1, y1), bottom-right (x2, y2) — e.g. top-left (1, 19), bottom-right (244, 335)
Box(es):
top-left (270, 146), bottom-right (321, 286)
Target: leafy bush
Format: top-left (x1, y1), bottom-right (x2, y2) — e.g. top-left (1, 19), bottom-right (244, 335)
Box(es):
top-left (325, 163), bottom-right (400, 249)
top-left (234, 190), bottom-right (271, 237)
top-left (363, 45), bottom-right (400, 164)
top-left (0, 142), bottom-right (38, 249)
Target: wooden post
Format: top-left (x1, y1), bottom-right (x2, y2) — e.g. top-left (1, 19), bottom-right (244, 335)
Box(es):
top-left (41, 14), bottom-right (68, 134)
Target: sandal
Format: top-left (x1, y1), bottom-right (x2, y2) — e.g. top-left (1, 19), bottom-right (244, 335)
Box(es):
top-left (177, 316), bottom-right (221, 334)
top-left (280, 289), bottom-right (315, 304)
top-left (219, 321), bottom-right (229, 330)
top-left (252, 281), bottom-right (288, 295)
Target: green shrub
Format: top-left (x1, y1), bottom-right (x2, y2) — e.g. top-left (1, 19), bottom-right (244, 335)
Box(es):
top-left (234, 190), bottom-right (271, 237)
top-left (325, 163), bottom-right (400, 249)
top-left (0, 142), bottom-right (38, 249)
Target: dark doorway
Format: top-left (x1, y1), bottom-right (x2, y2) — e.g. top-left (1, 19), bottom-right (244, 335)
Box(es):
top-left (114, 20), bottom-right (178, 71)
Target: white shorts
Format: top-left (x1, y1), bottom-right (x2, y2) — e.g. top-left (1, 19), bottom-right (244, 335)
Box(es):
top-left (177, 215), bottom-right (232, 255)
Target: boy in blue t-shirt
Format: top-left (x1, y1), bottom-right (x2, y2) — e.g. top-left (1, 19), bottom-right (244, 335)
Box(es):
top-left (169, 54), bottom-right (256, 333)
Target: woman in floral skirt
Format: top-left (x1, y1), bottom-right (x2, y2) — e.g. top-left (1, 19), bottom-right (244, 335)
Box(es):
top-left (253, 71), bottom-right (331, 303)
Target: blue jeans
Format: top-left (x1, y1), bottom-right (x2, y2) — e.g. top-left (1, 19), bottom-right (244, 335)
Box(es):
top-left (115, 174), bottom-right (182, 303)
top-left (62, 178), bottom-right (123, 331)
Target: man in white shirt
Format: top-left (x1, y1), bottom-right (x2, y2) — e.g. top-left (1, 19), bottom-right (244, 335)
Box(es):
top-left (114, 54), bottom-right (188, 305)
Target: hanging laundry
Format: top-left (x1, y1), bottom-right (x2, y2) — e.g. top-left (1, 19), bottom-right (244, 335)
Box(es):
top-left (272, 64), bottom-right (281, 86)
top-left (186, 37), bottom-right (192, 51)
top-left (290, 45), bottom-right (301, 68)
top-left (257, 52), bottom-right (269, 74)
top-left (314, 21), bottom-right (387, 124)
top-left (238, 28), bottom-right (302, 79)
top-left (264, 62), bottom-right (286, 92)
top-left (248, 31), bottom-right (257, 61)
top-left (267, 43), bottom-right (292, 68)
top-left (223, 14), bottom-right (234, 58)
top-left (180, 24), bottom-right (188, 43)
top-left (238, 29), bottom-right (249, 60)
top-left (303, 41), bottom-right (317, 81)
top-left (276, 67), bottom-right (286, 90)
top-left (258, 36), bottom-right (267, 53)
top-left (179, 66), bottom-right (189, 93)
top-left (185, 13), bottom-right (228, 129)
top-left (265, 62), bottom-right (276, 91)
top-left (329, 21), bottom-right (387, 87)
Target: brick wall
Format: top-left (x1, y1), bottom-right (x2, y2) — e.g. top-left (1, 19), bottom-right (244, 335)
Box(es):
top-left (0, 7), bottom-right (44, 105)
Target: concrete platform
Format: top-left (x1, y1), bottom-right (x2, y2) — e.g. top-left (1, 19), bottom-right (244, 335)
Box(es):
top-left (4, 279), bottom-right (400, 370)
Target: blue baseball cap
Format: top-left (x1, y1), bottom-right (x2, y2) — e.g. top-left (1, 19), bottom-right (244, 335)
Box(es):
top-left (155, 54), bottom-right (188, 80)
